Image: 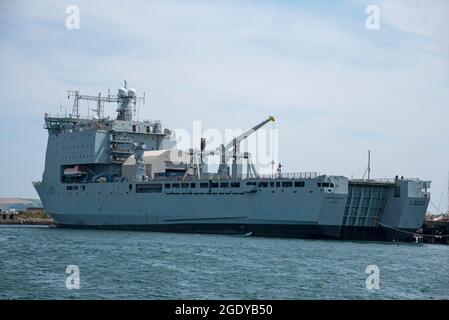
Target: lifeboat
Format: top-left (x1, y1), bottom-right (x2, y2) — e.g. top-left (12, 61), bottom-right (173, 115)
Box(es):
top-left (63, 166), bottom-right (87, 177)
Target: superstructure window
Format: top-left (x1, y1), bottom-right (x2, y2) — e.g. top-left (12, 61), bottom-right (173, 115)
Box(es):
top-left (294, 181), bottom-right (305, 187)
top-left (164, 184), bottom-right (171, 189)
top-left (210, 182), bottom-right (219, 188)
top-left (181, 183), bottom-right (189, 188)
top-left (231, 182), bottom-right (240, 188)
top-left (190, 183), bottom-right (196, 188)
top-left (270, 182), bottom-right (274, 188)
top-left (172, 183), bottom-right (180, 188)
top-left (276, 182), bottom-right (281, 187)
top-left (258, 182), bottom-right (268, 188)
top-left (317, 182), bottom-right (335, 188)
top-left (282, 181), bottom-right (292, 188)
top-left (200, 183), bottom-right (209, 188)
top-left (220, 182), bottom-right (229, 188)
top-left (136, 184), bottom-right (162, 193)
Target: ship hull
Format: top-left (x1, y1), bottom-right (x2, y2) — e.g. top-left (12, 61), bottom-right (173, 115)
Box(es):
top-left (54, 223), bottom-right (416, 241)
top-left (34, 176), bottom-right (428, 243)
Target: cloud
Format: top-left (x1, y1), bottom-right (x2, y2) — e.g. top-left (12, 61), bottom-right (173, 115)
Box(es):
top-left (380, 0), bottom-right (449, 47)
top-left (0, 0), bottom-right (448, 212)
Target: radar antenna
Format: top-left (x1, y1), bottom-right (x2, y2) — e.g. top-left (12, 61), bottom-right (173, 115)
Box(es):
top-left (67, 81), bottom-right (145, 120)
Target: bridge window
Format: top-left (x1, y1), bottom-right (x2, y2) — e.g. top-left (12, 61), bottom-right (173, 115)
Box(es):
top-left (276, 182), bottom-right (281, 187)
top-left (211, 182), bottom-right (219, 188)
top-left (317, 182), bottom-right (334, 188)
top-left (200, 183), bottom-right (209, 188)
top-left (294, 181), bottom-right (305, 187)
top-left (190, 183), bottom-right (196, 188)
top-left (282, 181), bottom-right (292, 188)
top-left (181, 183), bottom-right (189, 188)
top-left (172, 183), bottom-right (180, 188)
top-left (231, 182), bottom-right (240, 188)
top-left (164, 184), bottom-right (171, 189)
top-left (258, 182), bottom-right (268, 188)
top-left (220, 182), bottom-right (229, 188)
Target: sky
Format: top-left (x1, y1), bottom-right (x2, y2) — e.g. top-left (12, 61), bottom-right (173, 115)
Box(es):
top-left (0, 0), bottom-right (448, 213)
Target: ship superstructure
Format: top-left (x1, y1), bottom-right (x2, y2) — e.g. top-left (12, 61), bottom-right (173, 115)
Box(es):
top-left (34, 82), bottom-right (431, 241)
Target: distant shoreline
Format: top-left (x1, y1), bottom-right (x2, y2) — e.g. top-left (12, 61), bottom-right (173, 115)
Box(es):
top-left (0, 224), bottom-right (53, 228)
top-left (0, 220), bottom-right (55, 226)
top-left (1, 207), bottom-right (54, 226)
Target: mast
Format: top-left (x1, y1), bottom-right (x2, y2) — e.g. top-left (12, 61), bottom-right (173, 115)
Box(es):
top-left (368, 150), bottom-right (371, 180)
top-left (362, 149), bottom-right (371, 180)
top-left (67, 81), bottom-right (145, 120)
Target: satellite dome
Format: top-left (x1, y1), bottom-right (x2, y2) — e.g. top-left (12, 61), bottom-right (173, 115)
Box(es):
top-left (118, 87), bottom-right (128, 97)
top-left (127, 88), bottom-right (136, 97)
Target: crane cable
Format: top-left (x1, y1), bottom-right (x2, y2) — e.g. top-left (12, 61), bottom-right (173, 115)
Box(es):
top-left (271, 120), bottom-right (276, 176)
top-left (437, 172), bottom-right (447, 210)
top-left (430, 201), bottom-right (448, 215)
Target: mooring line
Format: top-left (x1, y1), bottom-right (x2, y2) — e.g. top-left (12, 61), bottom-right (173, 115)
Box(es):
top-left (376, 222), bottom-right (449, 238)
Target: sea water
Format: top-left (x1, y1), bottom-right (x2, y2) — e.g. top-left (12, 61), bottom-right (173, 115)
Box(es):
top-left (0, 225), bottom-right (448, 299)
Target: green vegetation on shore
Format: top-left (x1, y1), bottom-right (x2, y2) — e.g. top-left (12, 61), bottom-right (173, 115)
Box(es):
top-left (19, 210), bottom-right (52, 220)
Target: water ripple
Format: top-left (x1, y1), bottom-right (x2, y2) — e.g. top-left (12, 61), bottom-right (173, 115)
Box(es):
top-left (0, 226), bottom-right (448, 299)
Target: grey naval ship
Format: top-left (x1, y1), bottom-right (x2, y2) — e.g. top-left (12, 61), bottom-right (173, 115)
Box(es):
top-left (34, 82), bottom-right (431, 241)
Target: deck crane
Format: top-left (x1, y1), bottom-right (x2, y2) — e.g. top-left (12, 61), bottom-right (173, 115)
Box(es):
top-left (208, 116), bottom-right (275, 178)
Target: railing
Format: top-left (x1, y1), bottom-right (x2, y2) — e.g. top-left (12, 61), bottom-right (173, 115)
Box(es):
top-left (111, 138), bottom-right (134, 144)
top-left (146, 172), bottom-right (321, 182)
top-left (350, 178), bottom-right (396, 184)
top-left (44, 113), bottom-right (108, 121)
top-left (258, 172), bottom-right (320, 179)
top-left (110, 148), bottom-right (133, 154)
top-left (351, 177), bottom-right (425, 184)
